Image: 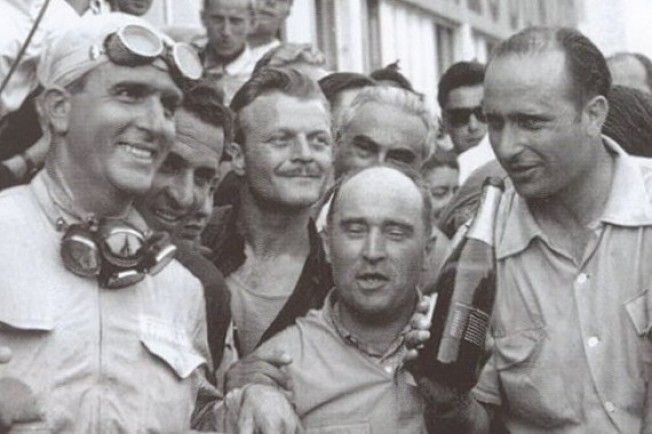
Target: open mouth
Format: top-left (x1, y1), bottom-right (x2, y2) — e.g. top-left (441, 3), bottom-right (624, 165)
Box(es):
top-left (118, 142), bottom-right (156, 161)
top-left (356, 272), bottom-right (389, 290)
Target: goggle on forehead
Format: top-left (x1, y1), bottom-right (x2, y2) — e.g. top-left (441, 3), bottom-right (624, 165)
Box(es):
top-left (90, 23), bottom-right (203, 82)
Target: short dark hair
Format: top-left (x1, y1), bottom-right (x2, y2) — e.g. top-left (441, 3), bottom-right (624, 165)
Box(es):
top-left (603, 85), bottom-right (652, 157)
top-left (181, 81), bottom-right (233, 146)
top-left (327, 162), bottom-right (433, 237)
top-left (318, 72), bottom-right (376, 104)
top-left (490, 26), bottom-right (611, 107)
top-left (437, 61), bottom-right (485, 109)
top-left (370, 61), bottom-right (414, 92)
top-left (607, 52), bottom-right (652, 93)
top-left (420, 149), bottom-right (459, 174)
top-left (230, 67), bottom-right (329, 145)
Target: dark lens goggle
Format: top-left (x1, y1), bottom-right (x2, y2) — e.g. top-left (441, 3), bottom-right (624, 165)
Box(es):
top-left (102, 24), bottom-right (203, 81)
top-left (447, 106), bottom-right (486, 127)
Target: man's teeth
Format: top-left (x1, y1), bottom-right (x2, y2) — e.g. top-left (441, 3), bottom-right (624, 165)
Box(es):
top-left (121, 143), bottom-right (154, 159)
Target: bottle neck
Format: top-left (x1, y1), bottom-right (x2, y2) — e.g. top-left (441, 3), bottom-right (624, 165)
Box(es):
top-left (466, 185), bottom-right (503, 246)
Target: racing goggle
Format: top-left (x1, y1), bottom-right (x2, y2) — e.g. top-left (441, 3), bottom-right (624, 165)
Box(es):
top-left (60, 217), bottom-right (177, 289)
top-left (95, 23), bottom-right (203, 81)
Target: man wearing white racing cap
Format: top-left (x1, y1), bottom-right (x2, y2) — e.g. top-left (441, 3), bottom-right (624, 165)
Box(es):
top-left (0, 12), bottom-right (217, 432)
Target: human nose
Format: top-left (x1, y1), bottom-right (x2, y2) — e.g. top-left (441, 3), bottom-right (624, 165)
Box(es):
top-left (491, 123), bottom-right (523, 163)
top-left (362, 228), bottom-right (387, 263)
top-left (291, 135), bottom-right (315, 162)
top-left (137, 97), bottom-right (173, 142)
top-left (167, 173), bottom-right (195, 211)
top-left (222, 19), bottom-right (232, 36)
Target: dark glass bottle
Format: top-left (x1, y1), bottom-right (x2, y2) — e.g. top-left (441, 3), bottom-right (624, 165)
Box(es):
top-left (410, 177), bottom-right (504, 389)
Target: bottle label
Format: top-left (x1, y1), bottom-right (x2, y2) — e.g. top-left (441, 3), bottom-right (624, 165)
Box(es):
top-left (465, 308), bottom-right (490, 348)
top-left (446, 303), bottom-right (489, 348)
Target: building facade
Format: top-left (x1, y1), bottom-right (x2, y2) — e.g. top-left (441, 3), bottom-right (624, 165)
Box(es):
top-left (144, 0), bottom-right (580, 111)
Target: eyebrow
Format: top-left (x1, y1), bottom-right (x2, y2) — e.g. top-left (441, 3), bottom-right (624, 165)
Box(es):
top-left (352, 134), bottom-right (381, 148)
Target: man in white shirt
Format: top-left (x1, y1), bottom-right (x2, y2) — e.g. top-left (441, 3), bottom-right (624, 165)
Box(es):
top-left (200, 0), bottom-right (257, 103)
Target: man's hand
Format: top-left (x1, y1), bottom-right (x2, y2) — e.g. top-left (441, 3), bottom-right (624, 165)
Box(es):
top-left (0, 347), bottom-right (43, 433)
top-left (225, 350), bottom-right (293, 395)
top-left (237, 384), bottom-right (303, 434)
top-left (403, 296), bottom-right (432, 363)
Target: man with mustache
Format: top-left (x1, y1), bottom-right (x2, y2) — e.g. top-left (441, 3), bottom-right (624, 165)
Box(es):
top-left (201, 0), bottom-right (257, 103)
top-left (407, 26), bottom-right (652, 433)
top-left (226, 164), bottom-right (438, 433)
top-left (202, 67), bottom-right (334, 394)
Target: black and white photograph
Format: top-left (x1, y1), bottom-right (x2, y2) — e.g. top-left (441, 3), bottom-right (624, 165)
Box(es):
top-left (1, 0), bottom-right (651, 432)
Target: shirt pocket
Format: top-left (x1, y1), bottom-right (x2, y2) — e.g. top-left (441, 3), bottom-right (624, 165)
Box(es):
top-left (624, 289), bottom-right (652, 379)
top-left (138, 318), bottom-right (206, 433)
top-left (494, 327), bottom-right (579, 428)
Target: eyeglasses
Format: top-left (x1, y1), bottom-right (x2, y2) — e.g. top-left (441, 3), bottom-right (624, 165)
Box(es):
top-left (98, 23), bottom-right (203, 81)
top-left (446, 106), bottom-right (487, 127)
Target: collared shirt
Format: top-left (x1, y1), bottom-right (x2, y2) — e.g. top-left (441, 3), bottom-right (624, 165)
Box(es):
top-left (200, 44), bottom-right (256, 104)
top-left (0, 0), bottom-right (79, 119)
top-left (0, 171), bottom-right (211, 432)
top-left (253, 290), bottom-right (428, 434)
top-left (473, 137), bottom-right (652, 433)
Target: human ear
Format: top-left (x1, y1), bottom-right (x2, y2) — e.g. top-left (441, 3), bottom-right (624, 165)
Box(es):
top-left (583, 95), bottom-right (608, 137)
top-left (41, 87), bottom-right (72, 136)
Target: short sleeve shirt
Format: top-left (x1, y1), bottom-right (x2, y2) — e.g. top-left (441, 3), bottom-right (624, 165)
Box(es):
top-left (473, 137), bottom-right (652, 433)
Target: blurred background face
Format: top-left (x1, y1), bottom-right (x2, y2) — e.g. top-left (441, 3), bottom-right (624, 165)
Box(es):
top-left (203, 0), bottom-right (254, 58)
top-left (238, 92), bottom-right (333, 210)
top-left (136, 109), bottom-right (223, 241)
top-left (252, 0), bottom-right (291, 37)
top-left (334, 102), bottom-right (427, 178)
top-left (328, 167), bottom-right (427, 323)
top-left (444, 84), bottom-right (487, 154)
top-left (423, 165), bottom-right (459, 222)
top-left (112, 0), bottom-right (153, 15)
top-left (607, 55), bottom-right (652, 93)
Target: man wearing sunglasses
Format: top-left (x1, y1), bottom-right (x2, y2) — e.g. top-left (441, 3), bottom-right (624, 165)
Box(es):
top-left (438, 61), bottom-right (495, 183)
top-left (0, 13), bottom-right (228, 433)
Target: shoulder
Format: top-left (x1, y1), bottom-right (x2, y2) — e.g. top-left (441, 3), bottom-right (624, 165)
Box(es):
top-left (255, 309), bottom-right (333, 358)
top-left (0, 185), bottom-right (40, 228)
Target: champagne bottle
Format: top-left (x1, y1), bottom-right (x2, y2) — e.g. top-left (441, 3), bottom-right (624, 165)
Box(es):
top-left (410, 176), bottom-right (504, 390)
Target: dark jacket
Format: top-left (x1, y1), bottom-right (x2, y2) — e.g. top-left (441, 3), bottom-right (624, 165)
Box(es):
top-left (174, 243), bottom-right (231, 368)
top-left (202, 176), bottom-right (333, 351)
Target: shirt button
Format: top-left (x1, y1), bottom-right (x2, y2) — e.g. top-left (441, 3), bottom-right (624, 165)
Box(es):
top-left (576, 273), bottom-right (588, 285)
top-left (587, 336), bottom-right (600, 347)
top-left (605, 401), bottom-right (616, 412)
top-left (384, 365), bottom-right (393, 374)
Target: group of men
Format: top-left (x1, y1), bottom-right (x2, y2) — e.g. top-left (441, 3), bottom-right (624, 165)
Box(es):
top-left (0, 1), bottom-right (651, 433)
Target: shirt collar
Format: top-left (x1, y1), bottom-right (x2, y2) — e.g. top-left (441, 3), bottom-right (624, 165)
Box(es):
top-left (497, 136), bottom-right (652, 259)
top-left (322, 289), bottom-right (415, 361)
top-left (30, 170), bottom-right (149, 233)
top-left (202, 44), bottom-right (253, 75)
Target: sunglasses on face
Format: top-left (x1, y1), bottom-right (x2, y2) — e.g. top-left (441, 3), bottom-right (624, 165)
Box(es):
top-left (446, 106), bottom-right (487, 127)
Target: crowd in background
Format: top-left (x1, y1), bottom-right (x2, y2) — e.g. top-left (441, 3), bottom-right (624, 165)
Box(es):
top-left (1, 0), bottom-right (652, 433)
